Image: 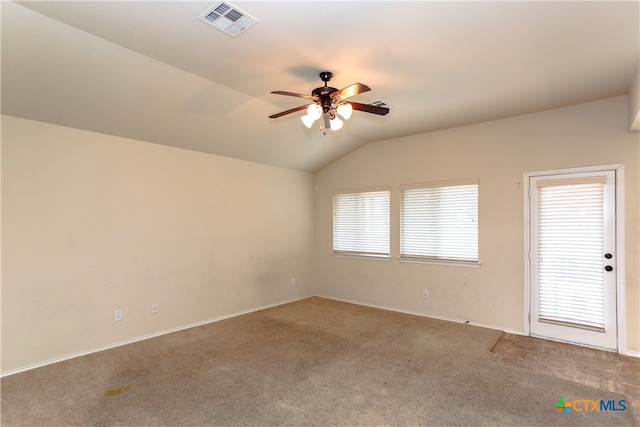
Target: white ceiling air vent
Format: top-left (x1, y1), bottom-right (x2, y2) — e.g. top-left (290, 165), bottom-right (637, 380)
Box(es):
top-left (199, 1), bottom-right (258, 38)
top-left (368, 99), bottom-right (390, 108)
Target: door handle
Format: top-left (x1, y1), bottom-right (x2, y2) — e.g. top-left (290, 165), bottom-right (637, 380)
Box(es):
top-left (604, 253), bottom-right (613, 272)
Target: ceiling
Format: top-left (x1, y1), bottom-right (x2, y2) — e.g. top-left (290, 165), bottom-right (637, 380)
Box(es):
top-left (2, 1), bottom-right (639, 172)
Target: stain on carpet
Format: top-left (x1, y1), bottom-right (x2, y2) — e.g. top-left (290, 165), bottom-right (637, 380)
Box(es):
top-left (104, 385), bottom-right (131, 397)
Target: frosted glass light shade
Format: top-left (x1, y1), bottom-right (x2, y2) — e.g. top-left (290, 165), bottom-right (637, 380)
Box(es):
top-left (337, 103), bottom-right (353, 120)
top-left (307, 104), bottom-right (322, 120)
top-left (330, 116), bottom-right (343, 131)
top-left (301, 114), bottom-right (316, 128)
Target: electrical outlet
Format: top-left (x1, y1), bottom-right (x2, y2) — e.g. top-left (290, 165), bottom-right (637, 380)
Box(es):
top-left (151, 303), bottom-right (159, 314)
top-left (114, 309), bottom-right (123, 322)
top-left (291, 278), bottom-right (296, 286)
top-left (422, 289), bottom-right (429, 298)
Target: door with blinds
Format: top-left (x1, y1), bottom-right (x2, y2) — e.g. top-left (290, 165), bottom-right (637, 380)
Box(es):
top-left (529, 170), bottom-right (617, 350)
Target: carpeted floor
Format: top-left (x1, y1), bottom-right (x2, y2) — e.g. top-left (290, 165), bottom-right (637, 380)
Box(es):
top-left (1, 297), bottom-right (637, 426)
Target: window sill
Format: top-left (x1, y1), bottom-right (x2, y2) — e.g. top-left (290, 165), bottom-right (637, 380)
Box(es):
top-left (332, 252), bottom-right (391, 261)
top-left (398, 257), bottom-right (480, 268)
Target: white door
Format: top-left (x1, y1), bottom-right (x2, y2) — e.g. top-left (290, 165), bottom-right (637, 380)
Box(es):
top-left (529, 170), bottom-right (617, 350)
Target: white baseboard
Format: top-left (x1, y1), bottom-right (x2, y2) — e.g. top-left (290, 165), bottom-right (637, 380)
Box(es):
top-left (316, 294), bottom-right (522, 336)
top-left (624, 349), bottom-right (640, 358)
top-left (1, 296), bottom-right (309, 378)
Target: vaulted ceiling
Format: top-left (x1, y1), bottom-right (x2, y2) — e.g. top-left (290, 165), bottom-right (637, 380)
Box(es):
top-left (2, 1), bottom-right (639, 172)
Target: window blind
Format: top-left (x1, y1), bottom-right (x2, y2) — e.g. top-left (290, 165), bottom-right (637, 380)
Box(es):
top-left (333, 190), bottom-right (390, 256)
top-left (537, 180), bottom-right (605, 329)
top-left (400, 183), bottom-right (478, 262)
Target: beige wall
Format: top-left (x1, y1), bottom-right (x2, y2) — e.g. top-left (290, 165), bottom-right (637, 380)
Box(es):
top-left (1, 115), bottom-right (315, 373)
top-left (313, 96), bottom-right (639, 354)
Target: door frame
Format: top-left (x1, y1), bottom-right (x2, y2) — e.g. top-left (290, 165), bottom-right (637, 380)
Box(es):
top-left (523, 164), bottom-right (626, 353)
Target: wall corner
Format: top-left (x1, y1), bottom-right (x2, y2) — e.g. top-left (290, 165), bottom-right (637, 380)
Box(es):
top-left (629, 68), bottom-right (640, 132)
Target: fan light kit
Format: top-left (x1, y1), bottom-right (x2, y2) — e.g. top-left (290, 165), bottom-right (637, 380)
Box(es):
top-left (269, 71), bottom-right (390, 134)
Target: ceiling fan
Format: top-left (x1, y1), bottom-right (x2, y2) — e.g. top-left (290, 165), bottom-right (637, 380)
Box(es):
top-left (269, 71), bottom-right (390, 133)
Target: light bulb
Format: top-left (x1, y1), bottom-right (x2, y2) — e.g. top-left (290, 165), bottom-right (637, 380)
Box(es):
top-left (301, 114), bottom-right (316, 128)
top-left (337, 103), bottom-right (353, 120)
top-left (330, 116), bottom-right (343, 131)
top-left (307, 104), bottom-right (322, 120)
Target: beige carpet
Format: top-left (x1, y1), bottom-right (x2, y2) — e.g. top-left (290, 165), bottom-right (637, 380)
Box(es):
top-left (1, 297), bottom-right (637, 426)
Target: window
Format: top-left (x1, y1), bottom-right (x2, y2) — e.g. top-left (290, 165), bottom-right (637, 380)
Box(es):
top-left (333, 189), bottom-right (390, 257)
top-left (400, 181), bottom-right (478, 264)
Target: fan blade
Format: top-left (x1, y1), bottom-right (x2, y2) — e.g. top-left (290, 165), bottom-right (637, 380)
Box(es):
top-left (348, 101), bottom-right (390, 116)
top-left (271, 91), bottom-right (314, 100)
top-left (269, 104), bottom-right (308, 119)
top-left (331, 83), bottom-right (371, 101)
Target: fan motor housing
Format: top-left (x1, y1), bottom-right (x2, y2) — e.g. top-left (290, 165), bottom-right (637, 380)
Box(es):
top-left (311, 87), bottom-right (337, 97)
top-left (312, 87), bottom-right (338, 113)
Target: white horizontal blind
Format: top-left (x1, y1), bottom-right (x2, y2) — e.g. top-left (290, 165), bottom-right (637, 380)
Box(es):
top-left (400, 182), bottom-right (478, 262)
top-left (537, 180), bottom-right (605, 329)
top-left (333, 190), bottom-right (390, 256)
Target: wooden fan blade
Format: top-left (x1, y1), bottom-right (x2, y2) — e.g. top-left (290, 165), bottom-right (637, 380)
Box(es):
top-left (269, 104), bottom-right (309, 119)
top-left (348, 101), bottom-right (390, 116)
top-left (331, 83), bottom-right (371, 101)
top-left (271, 91), bottom-right (314, 100)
